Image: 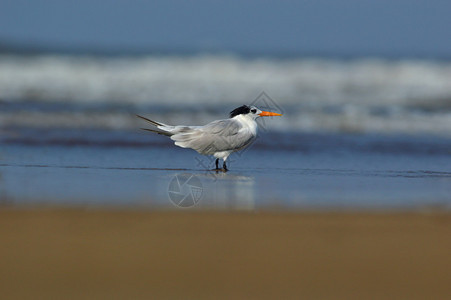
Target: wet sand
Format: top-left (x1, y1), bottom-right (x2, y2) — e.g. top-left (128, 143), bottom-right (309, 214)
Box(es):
top-left (1, 209), bottom-right (450, 299)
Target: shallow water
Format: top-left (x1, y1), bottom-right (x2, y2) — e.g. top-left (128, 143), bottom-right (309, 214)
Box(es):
top-left (1, 129), bottom-right (450, 210)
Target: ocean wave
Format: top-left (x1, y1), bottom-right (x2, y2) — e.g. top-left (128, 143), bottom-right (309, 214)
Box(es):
top-left (1, 106), bottom-right (450, 136)
top-left (1, 54), bottom-right (451, 104)
top-left (1, 54), bottom-right (451, 135)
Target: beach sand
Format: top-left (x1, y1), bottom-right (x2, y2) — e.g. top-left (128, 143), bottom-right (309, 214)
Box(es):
top-left (1, 209), bottom-right (450, 299)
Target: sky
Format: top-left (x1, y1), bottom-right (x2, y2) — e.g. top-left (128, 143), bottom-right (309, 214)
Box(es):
top-left (1, 0), bottom-right (450, 57)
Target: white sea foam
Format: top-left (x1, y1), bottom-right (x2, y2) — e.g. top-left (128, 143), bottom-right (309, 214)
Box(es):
top-left (1, 54), bottom-right (451, 135)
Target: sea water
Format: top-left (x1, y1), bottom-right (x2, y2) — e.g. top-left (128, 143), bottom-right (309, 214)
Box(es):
top-left (1, 54), bottom-right (450, 210)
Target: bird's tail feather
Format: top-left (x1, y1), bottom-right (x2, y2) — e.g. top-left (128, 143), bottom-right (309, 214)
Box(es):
top-left (136, 115), bottom-right (173, 136)
top-left (136, 114), bottom-right (164, 127)
top-left (140, 128), bottom-right (173, 136)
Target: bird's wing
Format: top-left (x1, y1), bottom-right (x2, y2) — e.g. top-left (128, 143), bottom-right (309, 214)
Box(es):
top-left (170, 119), bottom-right (255, 155)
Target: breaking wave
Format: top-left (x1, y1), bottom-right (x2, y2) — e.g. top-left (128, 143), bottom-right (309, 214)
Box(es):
top-left (1, 54), bottom-right (451, 136)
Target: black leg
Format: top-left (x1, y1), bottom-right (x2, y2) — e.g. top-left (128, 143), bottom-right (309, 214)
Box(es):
top-left (215, 158), bottom-right (219, 170)
top-left (223, 161), bottom-right (228, 172)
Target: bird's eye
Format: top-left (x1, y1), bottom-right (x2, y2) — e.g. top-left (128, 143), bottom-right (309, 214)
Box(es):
top-left (251, 109), bottom-right (257, 113)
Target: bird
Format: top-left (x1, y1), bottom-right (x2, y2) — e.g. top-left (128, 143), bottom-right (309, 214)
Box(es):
top-left (137, 105), bottom-right (282, 171)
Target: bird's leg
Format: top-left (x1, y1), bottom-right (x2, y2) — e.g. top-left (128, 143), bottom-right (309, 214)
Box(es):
top-left (223, 161), bottom-right (228, 172)
top-left (215, 158), bottom-right (219, 170)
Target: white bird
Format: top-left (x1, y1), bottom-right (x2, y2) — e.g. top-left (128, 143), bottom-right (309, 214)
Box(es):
top-left (137, 105), bottom-right (282, 171)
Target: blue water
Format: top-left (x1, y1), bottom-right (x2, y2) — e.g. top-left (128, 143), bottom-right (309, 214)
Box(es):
top-left (1, 53), bottom-right (451, 211)
top-left (2, 1), bottom-right (451, 58)
top-left (1, 129), bottom-right (450, 210)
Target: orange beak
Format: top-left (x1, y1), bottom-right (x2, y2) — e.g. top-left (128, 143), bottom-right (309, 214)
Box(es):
top-left (259, 111), bottom-right (283, 117)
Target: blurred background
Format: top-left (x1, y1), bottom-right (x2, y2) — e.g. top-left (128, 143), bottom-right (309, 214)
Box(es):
top-left (0, 0), bottom-right (450, 208)
top-left (2, 3), bottom-right (451, 298)
top-left (1, 0), bottom-right (451, 135)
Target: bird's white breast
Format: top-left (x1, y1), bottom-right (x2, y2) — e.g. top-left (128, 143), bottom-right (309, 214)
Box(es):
top-left (234, 114), bottom-right (258, 136)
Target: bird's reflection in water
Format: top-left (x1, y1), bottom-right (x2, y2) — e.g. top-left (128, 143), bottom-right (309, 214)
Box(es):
top-left (168, 172), bottom-right (255, 210)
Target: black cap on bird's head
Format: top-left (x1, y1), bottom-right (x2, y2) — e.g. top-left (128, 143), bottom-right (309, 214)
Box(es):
top-left (229, 105), bottom-right (251, 118)
top-left (229, 105), bottom-right (283, 119)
